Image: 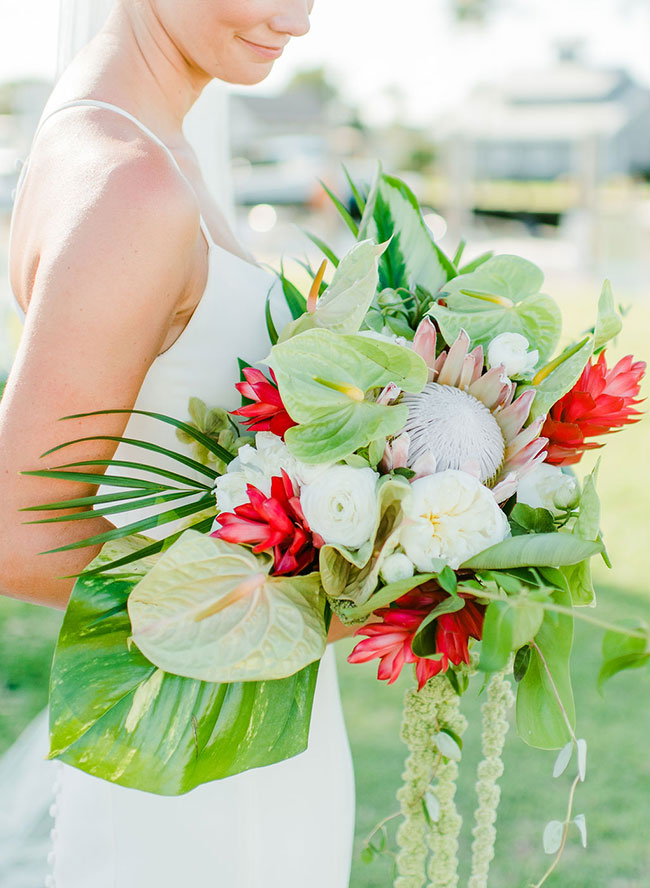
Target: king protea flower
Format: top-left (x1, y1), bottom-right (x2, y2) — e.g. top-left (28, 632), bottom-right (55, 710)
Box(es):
top-left (348, 585), bottom-right (485, 690)
top-left (400, 319), bottom-right (547, 502)
top-left (232, 367), bottom-right (297, 439)
top-left (542, 351), bottom-right (645, 466)
top-left (212, 470), bottom-right (319, 576)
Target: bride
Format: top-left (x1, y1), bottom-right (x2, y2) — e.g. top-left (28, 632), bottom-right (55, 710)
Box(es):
top-left (0, 1), bottom-right (358, 885)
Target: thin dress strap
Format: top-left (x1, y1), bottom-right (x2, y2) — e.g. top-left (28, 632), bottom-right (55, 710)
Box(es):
top-left (13, 99), bottom-right (214, 246)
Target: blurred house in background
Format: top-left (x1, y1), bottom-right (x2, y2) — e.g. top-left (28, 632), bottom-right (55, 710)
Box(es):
top-left (436, 46), bottom-right (650, 183)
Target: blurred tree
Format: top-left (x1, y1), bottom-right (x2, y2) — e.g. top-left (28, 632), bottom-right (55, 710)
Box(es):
top-left (286, 67), bottom-right (340, 103)
top-left (452, 0), bottom-right (489, 23)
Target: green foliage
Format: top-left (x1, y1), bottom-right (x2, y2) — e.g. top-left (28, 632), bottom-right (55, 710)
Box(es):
top-left (462, 532), bottom-right (602, 570)
top-left (128, 532), bottom-right (327, 683)
top-left (562, 463), bottom-right (602, 606)
top-left (411, 595), bottom-right (466, 657)
top-left (526, 335), bottom-right (594, 420)
top-left (479, 598), bottom-right (544, 673)
top-left (594, 280), bottom-right (623, 351)
top-left (175, 396), bottom-right (250, 473)
top-left (48, 538), bottom-right (320, 795)
top-left (430, 254), bottom-right (562, 361)
top-left (509, 503), bottom-right (556, 535)
top-left (358, 167), bottom-right (456, 296)
top-left (516, 587), bottom-right (576, 749)
top-left (598, 622), bottom-right (650, 689)
top-left (269, 329), bottom-right (427, 463)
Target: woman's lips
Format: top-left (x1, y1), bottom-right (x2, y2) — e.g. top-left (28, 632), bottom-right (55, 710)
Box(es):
top-left (237, 36), bottom-right (285, 60)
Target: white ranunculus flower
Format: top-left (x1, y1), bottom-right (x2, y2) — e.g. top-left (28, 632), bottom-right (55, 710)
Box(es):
top-left (517, 463), bottom-right (580, 515)
top-left (380, 552), bottom-right (415, 584)
top-left (400, 469), bottom-right (510, 571)
top-left (487, 332), bottom-right (539, 379)
top-left (300, 465), bottom-right (380, 549)
top-left (213, 432), bottom-right (331, 513)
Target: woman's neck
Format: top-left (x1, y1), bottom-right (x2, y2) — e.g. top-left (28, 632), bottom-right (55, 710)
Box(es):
top-left (55, 1), bottom-right (211, 141)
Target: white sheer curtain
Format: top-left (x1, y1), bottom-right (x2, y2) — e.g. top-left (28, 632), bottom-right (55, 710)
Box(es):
top-left (57, 0), bottom-right (234, 221)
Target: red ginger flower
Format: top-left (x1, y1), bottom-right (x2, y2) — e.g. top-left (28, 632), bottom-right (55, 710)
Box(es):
top-left (231, 367), bottom-right (297, 439)
top-left (542, 351), bottom-right (645, 466)
top-left (348, 584), bottom-right (486, 691)
top-left (212, 470), bottom-right (319, 576)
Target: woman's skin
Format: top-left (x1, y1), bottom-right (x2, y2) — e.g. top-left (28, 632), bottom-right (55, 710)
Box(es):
top-left (0, 0), bottom-right (365, 643)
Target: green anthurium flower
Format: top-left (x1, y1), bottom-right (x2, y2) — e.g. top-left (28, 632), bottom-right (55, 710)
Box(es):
top-left (268, 329), bottom-right (428, 464)
top-left (128, 531), bottom-right (327, 683)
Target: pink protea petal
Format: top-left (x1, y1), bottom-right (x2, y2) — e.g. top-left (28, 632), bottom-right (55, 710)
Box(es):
top-left (495, 389), bottom-right (536, 442)
top-left (492, 472), bottom-right (519, 503)
top-left (432, 351), bottom-right (448, 380)
top-left (411, 450), bottom-right (438, 479)
top-left (458, 353), bottom-right (478, 390)
top-left (438, 330), bottom-right (471, 387)
top-left (469, 345), bottom-right (485, 385)
top-left (413, 317), bottom-right (437, 380)
top-left (505, 414), bottom-right (546, 460)
top-left (502, 436), bottom-right (548, 474)
top-left (468, 364), bottom-right (511, 409)
top-left (381, 432), bottom-right (411, 472)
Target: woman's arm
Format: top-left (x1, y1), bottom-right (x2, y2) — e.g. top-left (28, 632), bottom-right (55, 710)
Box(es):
top-left (0, 149), bottom-right (200, 608)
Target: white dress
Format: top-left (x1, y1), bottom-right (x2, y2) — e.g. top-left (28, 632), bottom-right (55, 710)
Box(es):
top-left (7, 101), bottom-right (356, 888)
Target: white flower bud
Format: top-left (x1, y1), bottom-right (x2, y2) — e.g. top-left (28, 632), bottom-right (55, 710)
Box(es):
top-left (380, 552), bottom-right (415, 585)
top-left (517, 463), bottom-right (580, 515)
top-left (487, 332), bottom-right (539, 378)
top-left (300, 466), bottom-right (380, 549)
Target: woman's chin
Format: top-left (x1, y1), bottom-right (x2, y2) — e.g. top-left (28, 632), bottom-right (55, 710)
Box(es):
top-left (215, 63), bottom-right (276, 87)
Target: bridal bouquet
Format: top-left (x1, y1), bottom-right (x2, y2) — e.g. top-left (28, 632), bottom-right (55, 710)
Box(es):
top-left (27, 168), bottom-right (646, 886)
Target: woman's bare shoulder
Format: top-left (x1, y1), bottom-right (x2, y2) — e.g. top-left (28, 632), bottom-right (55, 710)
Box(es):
top-left (11, 104), bottom-right (200, 305)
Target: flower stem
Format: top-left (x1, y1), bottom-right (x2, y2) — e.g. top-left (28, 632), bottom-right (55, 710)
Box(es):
top-left (532, 775), bottom-right (581, 888)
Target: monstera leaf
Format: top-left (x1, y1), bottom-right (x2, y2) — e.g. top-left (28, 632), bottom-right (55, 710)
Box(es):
top-left (48, 536), bottom-right (321, 796)
top-left (320, 475), bottom-right (412, 606)
top-left (429, 255), bottom-right (562, 364)
top-left (279, 239), bottom-right (386, 340)
top-left (358, 169), bottom-right (455, 294)
top-left (128, 532), bottom-right (327, 683)
top-left (268, 329), bottom-right (427, 463)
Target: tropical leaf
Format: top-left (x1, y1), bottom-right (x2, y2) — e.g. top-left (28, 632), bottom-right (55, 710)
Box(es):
top-left (299, 228), bottom-right (340, 267)
top-left (516, 586), bottom-right (576, 749)
top-left (594, 279), bottom-right (623, 351)
top-left (525, 335), bottom-right (594, 420)
top-left (128, 532), bottom-right (327, 683)
top-left (277, 263), bottom-right (308, 320)
top-left (318, 178), bottom-right (359, 236)
top-left (462, 533), bottom-right (602, 570)
top-left (58, 408), bottom-right (235, 466)
top-left (48, 537), bottom-right (320, 795)
top-left (358, 171), bottom-right (455, 294)
top-left (430, 255), bottom-right (562, 363)
top-left (39, 493), bottom-right (216, 555)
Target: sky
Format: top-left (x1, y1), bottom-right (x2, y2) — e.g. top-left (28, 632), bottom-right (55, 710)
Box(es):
top-left (2, 0), bottom-right (650, 124)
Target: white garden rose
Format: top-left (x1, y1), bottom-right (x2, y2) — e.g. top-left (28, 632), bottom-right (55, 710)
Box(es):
top-left (300, 465), bottom-right (380, 549)
top-left (517, 463), bottom-right (580, 515)
top-left (487, 332), bottom-right (539, 378)
top-left (380, 552), bottom-right (415, 584)
top-left (400, 469), bottom-right (510, 571)
top-left (213, 432), bottom-right (330, 513)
